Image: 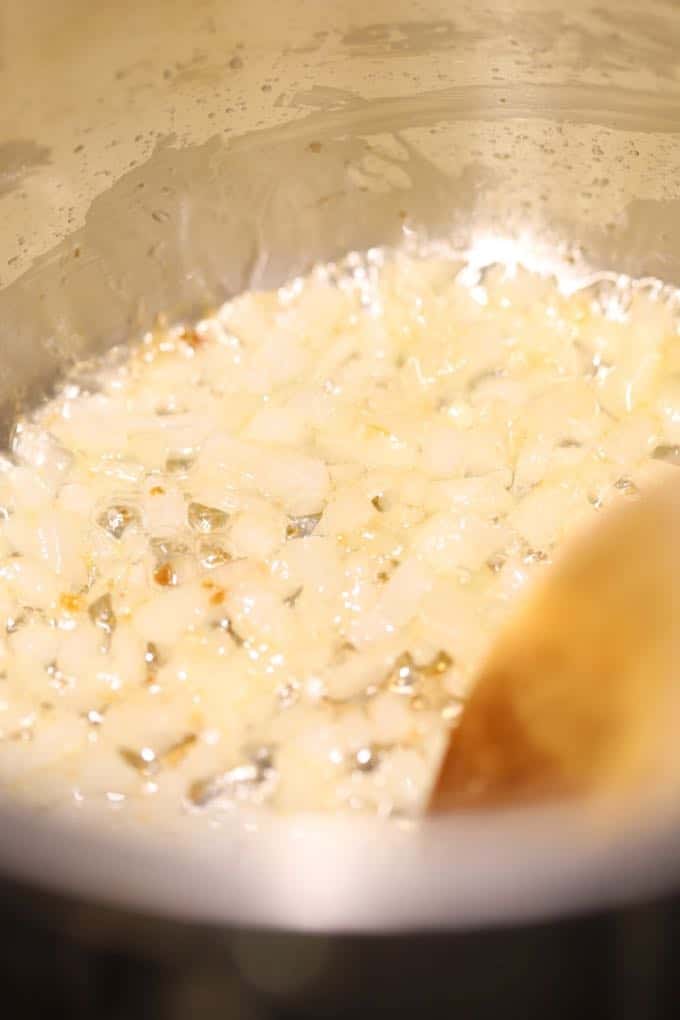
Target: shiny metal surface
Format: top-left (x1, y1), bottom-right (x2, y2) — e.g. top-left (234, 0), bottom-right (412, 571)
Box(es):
top-left (0, 0), bottom-right (679, 930)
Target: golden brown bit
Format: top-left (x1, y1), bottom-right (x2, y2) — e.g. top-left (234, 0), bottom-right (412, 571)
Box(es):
top-left (653, 444), bottom-right (680, 465)
top-left (144, 642), bottom-right (160, 673)
top-left (119, 734), bottom-right (197, 776)
top-left (198, 541), bottom-right (232, 569)
top-left (283, 585), bottom-right (303, 607)
top-left (153, 562), bottom-right (177, 587)
top-left (96, 504), bottom-right (140, 539)
top-left (188, 502), bottom-right (229, 533)
top-left (161, 733), bottom-right (197, 768)
top-left (119, 746), bottom-right (156, 775)
top-left (286, 513), bottom-right (321, 539)
top-left (332, 640), bottom-right (356, 665)
top-left (166, 454), bottom-right (195, 474)
top-left (486, 553), bottom-right (506, 574)
top-left (211, 616), bottom-right (245, 647)
top-left (614, 476), bottom-right (639, 496)
top-left (422, 650), bottom-right (454, 677)
top-left (371, 493), bottom-right (388, 513)
top-left (179, 327), bottom-right (203, 350)
top-left (59, 592), bottom-right (84, 614)
top-left (308, 141), bottom-right (322, 153)
top-left (10, 727), bottom-right (33, 743)
top-left (387, 652), bottom-right (419, 695)
top-left (210, 588), bottom-right (225, 606)
top-left (383, 649), bottom-right (453, 707)
top-left (201, 578), bottom-right (217, 589)
top-left (149, 485), bottom-right (166, 496)
top-left (88, 593), bottom-right (116, 635)
top-left (188, 750), bottom-right (275, 807)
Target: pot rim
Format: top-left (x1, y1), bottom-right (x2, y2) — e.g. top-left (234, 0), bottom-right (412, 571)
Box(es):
top-left (0, 791), bottom-right (678, 932)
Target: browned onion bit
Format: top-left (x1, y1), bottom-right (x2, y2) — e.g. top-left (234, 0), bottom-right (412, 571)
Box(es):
top-left (119, 746), bottom-right (157, 776)
top-left (387, 652), bottom-right (418, 695)
top-left (188, 747), bottom-right (276, 807)
top-left (614, 476), bottom-right (639, 496)
top-left (88, 593), bottom-right (116, 636)
top-left (653, 444), bottom-right (680, 465)
top-left (161, 733), bottom-right (197, 768)
top-left (96, 504), bottom-right (140, 540)
top-left (188, 502), bottom-right (229, 533)
top-left (197, 539), bottom-right (231, 568)
top-left (119, 733), bottom-right (197, 777)
top-left (145, 642), bottom-right (160, 670)
top-left (354, 746), bottom-right (381, 772)
top-left (283, 586), bottom-right (303, 607)
top-left (165, 452), bottom-right (196, 474)
top-left (286, 513), bottom-right (321, 539)
top-left (421, 649), bottom-right (453, 676)
top-left (153, 563), bottom-right (177, 587)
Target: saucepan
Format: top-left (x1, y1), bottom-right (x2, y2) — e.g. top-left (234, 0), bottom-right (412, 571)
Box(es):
top-left (0, 1), bottom-right (679, 1016)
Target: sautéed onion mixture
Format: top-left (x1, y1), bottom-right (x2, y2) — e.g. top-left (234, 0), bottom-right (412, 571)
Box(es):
top-left (0, 249), bottom-right (677, 827)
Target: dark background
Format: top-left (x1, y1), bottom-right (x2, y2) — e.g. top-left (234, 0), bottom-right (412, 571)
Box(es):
top-left (2, 873), bottom-right (679, 1019)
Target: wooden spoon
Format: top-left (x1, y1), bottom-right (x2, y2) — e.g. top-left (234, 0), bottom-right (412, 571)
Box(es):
top-left (430, 477), bottom-right (680, 812)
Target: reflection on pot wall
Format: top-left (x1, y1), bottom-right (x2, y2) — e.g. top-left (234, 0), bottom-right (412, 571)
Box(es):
top-left (0, 0), bottom-right (679, 432)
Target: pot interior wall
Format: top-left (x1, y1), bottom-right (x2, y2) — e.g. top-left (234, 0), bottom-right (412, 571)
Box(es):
top-left (0, 0), bottom-right (679, 439)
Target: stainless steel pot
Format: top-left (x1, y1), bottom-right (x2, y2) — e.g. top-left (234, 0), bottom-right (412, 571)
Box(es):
top-left (1, 1), bottom-right (679, 1015)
